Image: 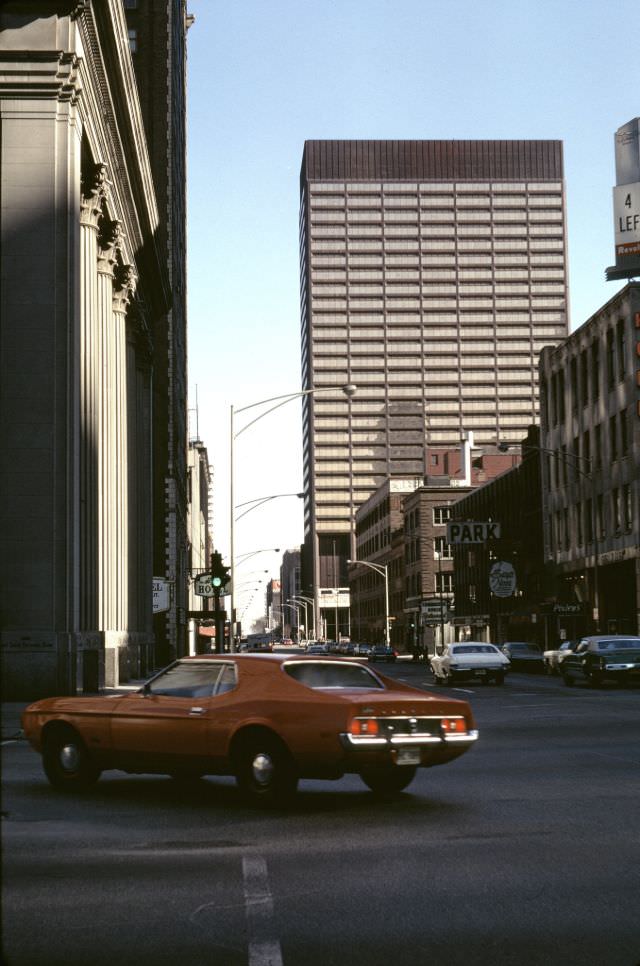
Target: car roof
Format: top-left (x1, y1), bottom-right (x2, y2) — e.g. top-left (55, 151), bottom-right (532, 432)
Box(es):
top-left (580, 635), bottom-right (640, 643)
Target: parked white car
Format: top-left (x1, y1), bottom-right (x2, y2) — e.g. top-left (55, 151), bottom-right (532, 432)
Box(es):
top-left (430, 642), bottom-right (510, 686)
top-left (543, 639), bottom-right (578, 674)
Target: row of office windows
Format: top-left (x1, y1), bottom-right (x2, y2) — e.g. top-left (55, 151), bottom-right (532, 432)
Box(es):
top-left (310, 210), bottom-right (563, 224)
top-left (310, 282), bottom-right (565, 295)
top-left (310, 190), bottom-right (563, 205)
top-left (310, 253), bottom-right (566, 268)
top-left (311, 268), bottom-right (565, 281)
top-left (312, 327), bottom-right (562, 341)
top-left (311, 298), bottom-right (565, 311)
top-left (310, 233), bottom-right (566, 246)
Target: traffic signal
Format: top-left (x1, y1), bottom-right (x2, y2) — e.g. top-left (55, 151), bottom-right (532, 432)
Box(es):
top-left (210, 550), bottom-right (231, 591)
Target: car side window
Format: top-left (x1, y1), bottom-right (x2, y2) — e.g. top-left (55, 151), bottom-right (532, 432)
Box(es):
top-left (147, 662), bottom-right (223, 698)
top-left (215, 664), bottom-right (237, 695)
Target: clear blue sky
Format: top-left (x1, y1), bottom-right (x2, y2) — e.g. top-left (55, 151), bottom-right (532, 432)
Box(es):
top-left (184, 0), bottom-right (639, 625)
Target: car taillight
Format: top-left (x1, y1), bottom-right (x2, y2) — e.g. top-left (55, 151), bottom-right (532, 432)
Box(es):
top-left (350, 717), bottom-right (380, 736)
top-left (441, 717), bottom-right (467, 734)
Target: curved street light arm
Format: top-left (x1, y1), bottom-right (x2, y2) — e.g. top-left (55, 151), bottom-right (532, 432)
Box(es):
top-left (347, 558), bottom-right (390, 647)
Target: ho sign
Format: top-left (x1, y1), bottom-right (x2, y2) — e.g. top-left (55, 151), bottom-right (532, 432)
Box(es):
top-left (446, 521), bottom-right (501, 544)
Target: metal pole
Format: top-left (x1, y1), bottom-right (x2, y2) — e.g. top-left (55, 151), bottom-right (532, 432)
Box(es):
top-left (438, 544), bottom-right (446, 653)
top-left (229, 404), bottom-right (236, 652)
top-left (384, 565), bottom-right (390, 647)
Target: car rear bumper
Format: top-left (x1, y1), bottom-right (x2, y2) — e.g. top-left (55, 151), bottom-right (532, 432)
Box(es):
top-left (338, 729), bottom-right (479, 770)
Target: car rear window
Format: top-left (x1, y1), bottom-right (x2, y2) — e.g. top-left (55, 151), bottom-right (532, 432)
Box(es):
top-left (453, 645), bottom-right (498, 654)
top-left (596, 640), bottom-right (640, 651)
top-left (284, 661), bottom-right (385, 690)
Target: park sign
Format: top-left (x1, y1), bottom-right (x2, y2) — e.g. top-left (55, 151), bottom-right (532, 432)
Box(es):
top-left (447, 521), bottom-right (501, 544)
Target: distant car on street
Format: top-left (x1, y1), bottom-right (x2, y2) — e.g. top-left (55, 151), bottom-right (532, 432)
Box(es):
top-left (353, 643), bottom-right (373, 657)
top-left (430, 642), bottom-right (510, 686)
top-left (561, 635), bottom-right (640, 688)
top-left (305, 644), bottom-right (329, 655)
top-left (500, 642), bottom-right (544, 672)
top-left (543, 639), bottom-right (578, 674)
top-left (368, 645), bottom-right (397, 663)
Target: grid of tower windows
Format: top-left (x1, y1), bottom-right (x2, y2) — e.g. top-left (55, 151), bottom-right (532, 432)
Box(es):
top-left (303, 178), bottom-right (567, 532)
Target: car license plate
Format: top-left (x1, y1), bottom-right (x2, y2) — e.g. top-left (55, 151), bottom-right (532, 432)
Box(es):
top-left (396, 747), bottom-right (421, 766)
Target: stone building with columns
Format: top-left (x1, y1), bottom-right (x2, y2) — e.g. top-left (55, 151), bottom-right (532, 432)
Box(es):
top-left (0, 2), bottom-right (179, 697)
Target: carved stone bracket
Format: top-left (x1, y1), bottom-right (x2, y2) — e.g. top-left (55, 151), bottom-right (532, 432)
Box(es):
top-left (127, 298), bottom-right (154, 364)
top-left (80, 162), bottom-right (109, 230)
top-left (97, 218), bottom-right (123, 278)
top-left (113, 264), bottom-right (137, 316)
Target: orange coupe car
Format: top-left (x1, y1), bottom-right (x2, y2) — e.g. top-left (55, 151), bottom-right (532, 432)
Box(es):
top-left (22, 654), bottom-right (478, 804)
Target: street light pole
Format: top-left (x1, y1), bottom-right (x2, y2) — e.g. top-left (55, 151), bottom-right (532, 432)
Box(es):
top-left (282, 601), bottom-right (302, 642)
top-left (292, 595), bottom-right (315, 638)
top-left (347, 558), bottom-right (390, 647)
top-left (288, 598), bottom-right (307, 641)
top-left (230, 384), bottom-right (356, 653)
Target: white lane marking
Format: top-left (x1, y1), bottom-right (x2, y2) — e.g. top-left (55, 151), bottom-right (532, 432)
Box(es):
top-left (243, 856), bottom-right (283, 966)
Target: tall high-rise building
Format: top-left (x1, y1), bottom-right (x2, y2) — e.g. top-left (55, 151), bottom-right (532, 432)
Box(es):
top-left (299, 140), bottom-right (569, 634)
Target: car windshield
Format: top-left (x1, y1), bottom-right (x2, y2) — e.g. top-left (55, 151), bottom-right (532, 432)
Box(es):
top-left (452, 645), bottom-right (498, 654)
top-left (284, 661), bottom-right (385, 690)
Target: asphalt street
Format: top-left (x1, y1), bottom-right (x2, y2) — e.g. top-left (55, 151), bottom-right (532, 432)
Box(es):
top-left (2, 665), bottom-right (639, 966)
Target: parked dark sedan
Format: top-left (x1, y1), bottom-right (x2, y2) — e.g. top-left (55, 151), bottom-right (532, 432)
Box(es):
top-left (368, 645), bottom-right (397, 664)
top-left (561, 635), bottom-right (640, 688)
top-left (499, 642), bottom-right (544, 672)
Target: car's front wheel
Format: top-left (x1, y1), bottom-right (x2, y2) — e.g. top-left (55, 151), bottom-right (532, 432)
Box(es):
top-left (494, 671), bottom-right (505, 685)
top-left (360, 765), bottom-right (417, 795)
top-left (42, 726), bottom-right (101, 790)
top-left (235, 734), bottom-right (298, 806)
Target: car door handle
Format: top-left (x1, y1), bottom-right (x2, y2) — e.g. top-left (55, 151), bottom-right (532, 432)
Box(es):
top-left (189, 706), bottom-right (207, 715)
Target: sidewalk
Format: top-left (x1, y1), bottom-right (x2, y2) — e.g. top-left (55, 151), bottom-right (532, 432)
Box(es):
top-left (1, 681), bottom-right (147, 742)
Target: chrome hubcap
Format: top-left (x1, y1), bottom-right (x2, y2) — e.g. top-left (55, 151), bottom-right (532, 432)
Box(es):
top-left (251, 753), bottom-right (274, 786)
top-left (60, 743), bottom-right (80, 772)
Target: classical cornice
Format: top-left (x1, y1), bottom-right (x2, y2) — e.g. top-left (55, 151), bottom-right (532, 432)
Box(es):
top-left (0, 49), bottom-right (82, 103)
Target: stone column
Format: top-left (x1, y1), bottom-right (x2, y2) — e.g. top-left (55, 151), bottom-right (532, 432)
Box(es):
top-left (113, 263), bottom-right (137, 634)
top-left (79, 163), bottom-right (108, 634)
top-left (96, 216), bottom-right (120, 635)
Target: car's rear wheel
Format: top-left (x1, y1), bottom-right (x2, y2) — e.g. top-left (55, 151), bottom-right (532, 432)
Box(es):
top-left (235, 734), bottom-right (298, 806)
top-left (360, 765), bottom-right (417, 795)
top-left (42, 726), bottom-right (101, 790)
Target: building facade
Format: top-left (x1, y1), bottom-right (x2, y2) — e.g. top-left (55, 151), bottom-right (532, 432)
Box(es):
top-left (0, 2), bottom-right (171, 697)
top-left (539, 283), bottom-right (640, 635)
top-left (350, 445), bottom-right (520, 651)
top-left (123, 0), bottom-right (191, 667)
top-left (186, 439), bottom-right (213, 654)
top-left (299, 139), bottom-right (569, 636)
top-left (280, 549), bottom-right (302, 640)
top-left (451, 428), bottom-right (551, 646)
